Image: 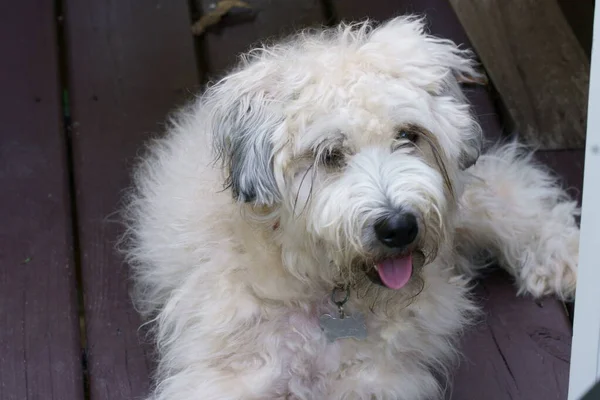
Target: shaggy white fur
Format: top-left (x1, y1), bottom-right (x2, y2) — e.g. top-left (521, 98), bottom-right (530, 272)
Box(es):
top-left (122, 16), bottom-right (579, 400)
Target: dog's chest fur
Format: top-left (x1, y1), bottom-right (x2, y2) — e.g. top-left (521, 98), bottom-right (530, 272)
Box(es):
top-left (218, 260), bottom-right (473, 399)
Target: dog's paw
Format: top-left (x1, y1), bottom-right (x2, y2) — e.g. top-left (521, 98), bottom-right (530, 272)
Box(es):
top-left (518, 231), bottom-right (579, 300)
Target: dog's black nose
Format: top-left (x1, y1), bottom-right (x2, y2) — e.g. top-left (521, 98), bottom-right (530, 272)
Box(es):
top-left (374, 212), bottom-right (418, 248)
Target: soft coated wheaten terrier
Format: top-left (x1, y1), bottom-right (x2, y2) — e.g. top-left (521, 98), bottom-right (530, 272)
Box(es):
top-left (122, 16), bottom-right (580, 400)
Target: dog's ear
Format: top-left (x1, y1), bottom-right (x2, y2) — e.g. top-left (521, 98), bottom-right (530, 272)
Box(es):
top-left (458, 135), bottom-right (482, 170)
top-left (441, 72), bottom-right (483, 170)
top-left (369, 16), bottom-right (483, 169)
top-left (427, 31), bottom-right (484, 170)
top-left (207, 84), bottom-right (283, 205)
top-left (427, 35), bottom-right (483, 170)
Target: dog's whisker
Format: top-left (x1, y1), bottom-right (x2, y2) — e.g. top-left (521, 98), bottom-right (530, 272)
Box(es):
top-left (292, 164), bottom-right (315, 216)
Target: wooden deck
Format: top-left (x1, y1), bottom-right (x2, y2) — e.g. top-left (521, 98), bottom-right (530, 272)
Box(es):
top-left (0, 1), bottom-right (588, 399)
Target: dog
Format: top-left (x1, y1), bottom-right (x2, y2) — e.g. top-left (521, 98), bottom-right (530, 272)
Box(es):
top-left (122, 16), bottom-right (580, 400)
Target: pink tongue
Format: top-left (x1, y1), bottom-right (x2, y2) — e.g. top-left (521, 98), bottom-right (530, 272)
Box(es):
top-left (376, 254), bottom-right (413, 290)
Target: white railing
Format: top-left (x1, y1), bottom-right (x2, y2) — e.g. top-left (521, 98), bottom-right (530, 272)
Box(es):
top-left (568, 4), bottom-right (600, 400)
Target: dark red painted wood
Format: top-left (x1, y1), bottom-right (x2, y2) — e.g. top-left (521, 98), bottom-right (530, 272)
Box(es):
top-left (197, 0), bottom-right (328, 79)
top-left (0, 1), bottom-right (84, 399)
top-left (450, 271), bottom-right (572, 400)
top-left (63, 1), bottom-right (200, 398)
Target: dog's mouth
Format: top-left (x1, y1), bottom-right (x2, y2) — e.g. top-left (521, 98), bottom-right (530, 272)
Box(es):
top-left (365, 251), bottom-right (424, 290)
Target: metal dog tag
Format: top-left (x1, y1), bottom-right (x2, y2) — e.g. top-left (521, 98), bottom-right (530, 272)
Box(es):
top-left (319, 287), bottom-right (367, 342)
top-left (319, 312), bottom-right (367, 342)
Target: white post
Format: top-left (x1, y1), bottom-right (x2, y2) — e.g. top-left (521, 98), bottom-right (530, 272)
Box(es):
top-left (568, 4), bottom-right (600, 400)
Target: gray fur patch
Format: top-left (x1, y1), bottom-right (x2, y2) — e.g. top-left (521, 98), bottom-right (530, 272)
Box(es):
top-left (211, 95), bottom-right (282, 205)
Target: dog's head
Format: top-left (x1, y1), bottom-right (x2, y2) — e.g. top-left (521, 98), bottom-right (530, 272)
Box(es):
top-left (208, 17), bottom-right (482, 289)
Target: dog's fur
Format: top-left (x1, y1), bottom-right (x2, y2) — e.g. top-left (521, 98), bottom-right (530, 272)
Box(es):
top-left (122, 17), bottom-right (579, 400)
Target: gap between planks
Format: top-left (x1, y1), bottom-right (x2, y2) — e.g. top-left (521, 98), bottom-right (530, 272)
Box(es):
top-left (53, 0), bottom-right (92, 396)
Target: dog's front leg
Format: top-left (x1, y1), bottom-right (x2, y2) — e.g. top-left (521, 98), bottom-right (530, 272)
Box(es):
top-left (455, 142), bottom-right (579, 300)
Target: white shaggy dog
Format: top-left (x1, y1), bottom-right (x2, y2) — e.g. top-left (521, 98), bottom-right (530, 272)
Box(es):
top-left (123, 16), bottom-right (580, 400)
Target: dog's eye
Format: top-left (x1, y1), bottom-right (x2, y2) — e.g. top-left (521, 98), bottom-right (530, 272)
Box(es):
top-left (396, 129), bottom-right (418, 142)
top-left (321, 148), bottom-right (345, 168)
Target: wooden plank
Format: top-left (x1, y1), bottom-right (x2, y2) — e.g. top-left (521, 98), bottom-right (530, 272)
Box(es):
top-left (448, 0), bottom-right (589, 150)
top-left (557, 0), bottom-right (595, 58)
top-left (0, 2), bottom-right (84, 399)
top-left (449, 271), bottom-right (572, 400)
top-left (331, 0), bottom-right (505, 145)
top-left (196, 0), bottom-right (328, 77)
top-left (62, 1), bottom-right (199, 399)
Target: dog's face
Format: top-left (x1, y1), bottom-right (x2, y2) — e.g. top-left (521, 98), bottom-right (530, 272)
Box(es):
top-left (209, 17), bottom-right (482, 289)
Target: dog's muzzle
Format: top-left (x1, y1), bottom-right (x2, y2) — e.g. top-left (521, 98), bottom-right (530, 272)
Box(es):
top-left (363, 209), bottom-right (422, 289)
